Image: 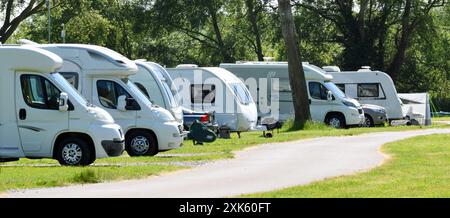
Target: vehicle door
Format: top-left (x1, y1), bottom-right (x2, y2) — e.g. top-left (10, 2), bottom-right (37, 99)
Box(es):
top-left (93, 78), bottom-right (138, 131)
top-left (16, 73), bottom-right (69, 156)
top-left (308, 81), bottom-right (330, 122)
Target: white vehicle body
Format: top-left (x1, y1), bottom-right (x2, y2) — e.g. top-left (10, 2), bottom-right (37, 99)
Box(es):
top-left (220, 62), bottom-right (365, 127)
top-left (398, 93), bottom-right (432, 126)
top-left (0, 46), bottom-right (124, 165)
top-left (167, 65), bottom-right (258, 132)
top-left (323, 66), bottom-right (404, 120)
top-left (37, 44), bottom-right (183, 156)
top-left (130, 61), bottom-right (184, 125)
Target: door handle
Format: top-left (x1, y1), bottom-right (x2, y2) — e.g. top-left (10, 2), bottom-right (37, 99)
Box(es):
top-left (19, 109), bottom-right (27, 120)
top-left (309, 99), bottom-right (312, 105)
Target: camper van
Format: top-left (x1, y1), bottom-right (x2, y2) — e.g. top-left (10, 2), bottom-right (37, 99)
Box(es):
top-left (166, 65), bottom-right (258, 132)
top-left (0, 46), bottom-right (124, 166)
top-left (129, 61), bottom-right (184, 125)
top-left (36, 44), bottom-right (184, 156)
top-left (322, 66), bottom-right (404, 121)
top-left (220, 62), bottom-right (365, 128)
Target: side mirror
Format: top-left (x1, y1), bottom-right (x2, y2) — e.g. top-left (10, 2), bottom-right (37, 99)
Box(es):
top-left (117, 95), bottom-right (127, 111)
top-left (327, 91), bottom-right (333, 102)
top-left (59, 92), bottom-right (69, 112)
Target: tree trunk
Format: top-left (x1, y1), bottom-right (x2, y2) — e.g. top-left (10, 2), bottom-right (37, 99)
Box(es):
top-left (278, 0), bottom-right (311, 127)
top-left (245, 0), bottom-right (264, 61)
top-left (206, 2), bottom-right (234, 63)
top-left (0, 0), bottom-right (45, 43)
top-left (387, 0), bottom-right (412, 82)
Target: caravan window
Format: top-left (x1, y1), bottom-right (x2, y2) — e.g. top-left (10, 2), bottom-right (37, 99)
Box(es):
top-left (191, 84), bottom-right (216, 104)
top-left (231, 83), bottom-right (252, 105)
top-left (308, 82), bottom-right (328, 100)
top-left (21, 75), bottom-right (61, 110)
top-left (358, 83), bottom-right (379, 98)
top-left (59, 72), bottom-right (79, 89)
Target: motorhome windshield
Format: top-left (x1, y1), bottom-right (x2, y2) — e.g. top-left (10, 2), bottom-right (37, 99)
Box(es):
top-left (123, 78), bottom-right (153, 107)
top-left (51, 73), bottom-right (89, 106)
top-left (324, 82), bottom-right (346, 99)
top-left (161, 82), bottom-right (179, 108)
top-left (231, 83), bottom-right (252, 105)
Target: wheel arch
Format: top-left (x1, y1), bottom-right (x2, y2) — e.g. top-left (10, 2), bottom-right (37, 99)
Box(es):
top-left (53, 132), bottom-right (95, 161)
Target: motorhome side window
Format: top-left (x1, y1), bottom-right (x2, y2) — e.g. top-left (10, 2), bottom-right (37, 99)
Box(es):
top-left (358, 83), bottom-right (379, 98)
top-left (59, 72), bottom-right (79, 89)
top-left (97, 80), bottom-right (135, 109)
top-left (232, 83), bottom-right (252, 105)
top-left (191, 84), bottom-right (216, 104)
top-left (20, 75), bottom-right (61, 110)
top-left (308, 82), bottom-right (328, 100)
top-left (336, 84), bottom-right (346, 93)
top-left (134, 82), bottom-right (150, 98)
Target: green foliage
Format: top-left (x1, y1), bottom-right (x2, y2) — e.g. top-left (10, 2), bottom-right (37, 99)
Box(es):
top-left (7, 0), bottom-right (449, 110)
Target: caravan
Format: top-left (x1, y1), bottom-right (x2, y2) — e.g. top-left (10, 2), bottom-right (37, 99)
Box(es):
top-left (0, 46), bottom-right (124, 166)
top-left (220, 62), bottom-right (365, 128)
top-left (36, 44), bottom-right (184, 156)
top-left (167, 65), bottom-right (258, 132)
top-left (322, 66), bottom-right (404, 121)
top-left (130, 61), bottom-right (184, 125)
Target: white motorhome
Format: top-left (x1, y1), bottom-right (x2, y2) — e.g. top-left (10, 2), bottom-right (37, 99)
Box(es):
top-left (167, 65), bottom-right (258, 132)
top-left (0, 46), bottom-right (124, 166)
top-left (129, 61), bottom-right (184, 125)
top-left (322, 66), bottom-right (404, 121)
top-left (220, 62), bottom-right (365, 128)
top-left (36, 44), bottom-right (184, 156)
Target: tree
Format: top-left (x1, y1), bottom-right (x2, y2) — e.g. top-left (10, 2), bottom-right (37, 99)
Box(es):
top-left (278, 0), bottom-right (311, 127)
top-left (0, 0), bottom-right (46, 43)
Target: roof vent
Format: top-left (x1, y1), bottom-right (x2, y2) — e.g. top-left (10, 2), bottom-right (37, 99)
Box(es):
top-left (18, 39), bottom-right (39, 45)
top-left (358, 66), bottom-right (372, 72)
top-left (322, 66), bottom-right (341, 72)
top-left (176, 64), bottom-right (198, 69)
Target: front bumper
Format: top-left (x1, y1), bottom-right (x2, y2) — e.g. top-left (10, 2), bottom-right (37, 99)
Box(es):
top-left (156, 122), bottom-right (184, 151)
top-left (345, 108), bottom-right (365, 125)
top-left (101, 139), bottom-right (125, 157)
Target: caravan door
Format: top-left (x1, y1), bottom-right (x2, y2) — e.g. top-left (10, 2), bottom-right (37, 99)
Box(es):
top-left (15, 72), bottom-right (69, 157)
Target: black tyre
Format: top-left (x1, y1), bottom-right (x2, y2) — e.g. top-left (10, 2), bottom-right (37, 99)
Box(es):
top-left (125, 130), bottom-right (158, 156)
top-left (326, 114), bottom-right (346, 129)
top-left (56, 137), bottom-right (93, 166)
top-left (363, 114), bottom-right (375, 127)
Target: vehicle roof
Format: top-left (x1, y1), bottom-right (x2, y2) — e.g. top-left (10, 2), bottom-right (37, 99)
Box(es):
top-left (220, 62), bottom-right (333, 81)
top-left (169, 66), bottom-right (243, 83)
top-left (0, 46), bottom-right (62, 73)
top-left (327, 70), bottom-right (393, 84)
top-left (36, 44), bottom-right (137, 76)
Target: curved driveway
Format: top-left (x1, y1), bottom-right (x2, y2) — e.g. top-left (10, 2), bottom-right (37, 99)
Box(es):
top-left (7, 128), bottom-right (450, 198)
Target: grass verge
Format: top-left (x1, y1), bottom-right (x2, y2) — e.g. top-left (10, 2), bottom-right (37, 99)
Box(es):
top-left (1, 122), bottom-right (448, 193)
top-left (241, 134), bottom-right (450, 198)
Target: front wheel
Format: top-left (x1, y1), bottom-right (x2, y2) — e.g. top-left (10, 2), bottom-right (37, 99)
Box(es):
top-left (126, 130), bottom-right (158, 156)
top-left (363, 114), bottom-right (375, 127)
top-left (326, 114), bottom-right (346, 129)
top-left (56, 137), bottom-right (94, 166)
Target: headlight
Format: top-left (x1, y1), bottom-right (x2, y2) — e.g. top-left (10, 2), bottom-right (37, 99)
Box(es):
top-left (343, 100), bottom-right (357, 108)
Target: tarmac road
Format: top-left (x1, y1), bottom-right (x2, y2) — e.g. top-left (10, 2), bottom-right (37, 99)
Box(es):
top-left (6, 128), bottom-right (450, 198)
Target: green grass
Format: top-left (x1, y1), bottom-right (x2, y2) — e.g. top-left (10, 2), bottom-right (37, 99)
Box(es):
top-left (433, 116), bottom-right (450, 121)
top-left (0, 165), bottom-right (183, 192)
top-left (242, 134), bottom-right (450, 198)
top-left (1, 122), bottom-right (448, 193)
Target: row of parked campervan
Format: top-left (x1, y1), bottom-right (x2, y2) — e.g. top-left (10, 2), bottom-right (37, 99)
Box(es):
top-left (0, 41), bottom-right (411, 166)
